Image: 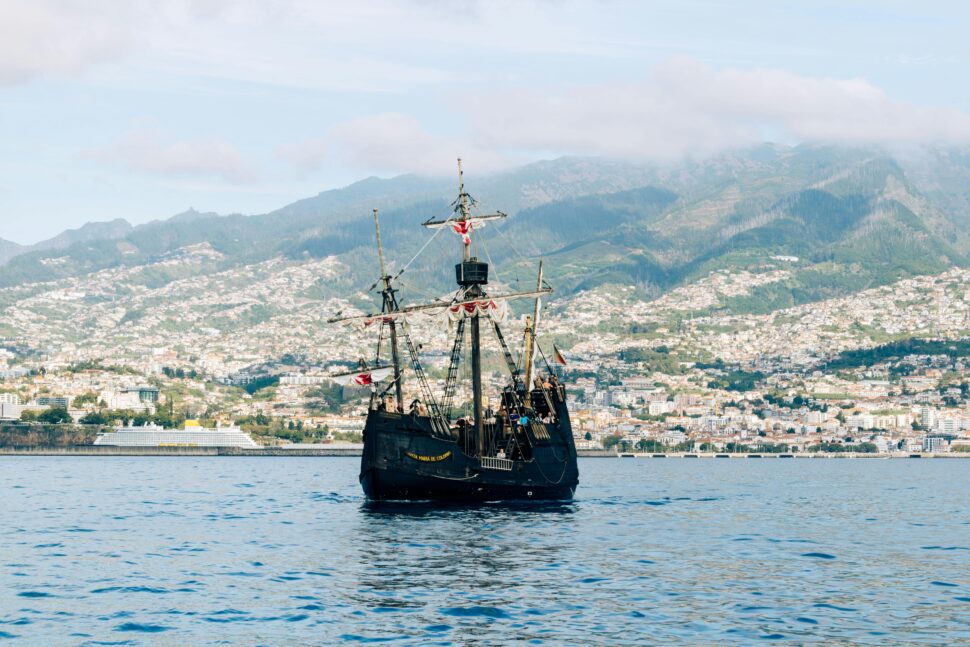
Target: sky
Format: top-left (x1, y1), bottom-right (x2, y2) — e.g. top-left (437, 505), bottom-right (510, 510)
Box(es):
top-left (1, 0), bottom-right (970, 244)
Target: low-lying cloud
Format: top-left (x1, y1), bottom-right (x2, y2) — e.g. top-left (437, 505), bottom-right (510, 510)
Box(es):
top-left (325, 58), bottom-right (970, 174)
top-left (328, 113), bottom-right (510, 175)
top-left (87, 128), bottom-right (258, 184)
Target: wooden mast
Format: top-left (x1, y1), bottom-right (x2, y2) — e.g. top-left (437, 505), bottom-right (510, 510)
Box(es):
top-left (523, 260), bottom-right (544, 407)
top-left (373, 208), bottom-right (403, 412)
top-left (456, 159), bottom-right (485, 455)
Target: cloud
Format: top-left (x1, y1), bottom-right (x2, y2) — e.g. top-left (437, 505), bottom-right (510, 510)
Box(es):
top-left (460, 58), bottom-right (970, 162)
top-left (87, 128), bottom-right (258, 184)
top-left (0, 1), bottom-right (132, 85)
top-left (318, 58), bottom-right (970, 176)
top-left (328, 112), bottom-right (511, 175)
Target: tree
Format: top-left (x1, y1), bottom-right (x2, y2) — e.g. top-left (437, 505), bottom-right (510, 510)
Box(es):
top-left (79, 412), bottom-right (108, 425)
top-left (602, 435), bottom-right (621, 450)
top-left (37, 408), bottom-right (71, 424)
top-left (72, 392), bottom-right (100, 408)
top-left (584, 431), bottom-right (592, 441)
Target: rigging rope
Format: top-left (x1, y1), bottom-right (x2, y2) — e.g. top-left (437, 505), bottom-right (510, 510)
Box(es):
top-left (390, 217), bottom-right (449, 282)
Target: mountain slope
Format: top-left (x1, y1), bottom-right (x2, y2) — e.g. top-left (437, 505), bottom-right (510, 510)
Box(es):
top-left (1, 145), bottom-right (968, 315)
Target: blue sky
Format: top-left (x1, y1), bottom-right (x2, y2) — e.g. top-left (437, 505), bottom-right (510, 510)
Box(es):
top-left (1, 0), bottom-right (969, 244)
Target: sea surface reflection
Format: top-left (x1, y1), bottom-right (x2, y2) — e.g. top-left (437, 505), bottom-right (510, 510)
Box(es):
top-left (1, 457), bottom-right (968, 644)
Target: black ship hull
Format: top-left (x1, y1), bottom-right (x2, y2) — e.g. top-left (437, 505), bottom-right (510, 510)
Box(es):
top-left (359, 404), bottom-right (579, 502)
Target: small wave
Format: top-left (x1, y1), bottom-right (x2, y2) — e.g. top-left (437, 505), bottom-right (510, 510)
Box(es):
top-left (801, 552), bottom-right (836, 560)
top-left (113, 622), bottom-right (170, 633)
top-left (91, 586), bottom-right (172, 594)
top-left (931, 581), bottom-right (957, 587)
top-left (339, 634), bottom-right (405, 643)
top-left (813, 603), bottom-right (856, 612)
top-left (17, 591), bottom-right (53, 598)
top-left (204, 616), bottom-right (249, 624)
top-left (439, 606), bottom-right (510, 618)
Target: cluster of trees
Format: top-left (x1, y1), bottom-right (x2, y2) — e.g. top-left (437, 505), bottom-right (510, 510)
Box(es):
top-left (19, 407), bottom-right (72, 424)
top-left (723, 441), bottom-right (791, 453)
top-left (824, 338), bottom-right (970, 371)
top-left (162, 366), bottom-right (200, 380)
top-left (600, 436), bottom-right (889, 454)
top-left (807, 441), bottom-right (878, 453)
top-left (706, 369), bottom-right (765, 392)
top-left (304, 383), bottom-right (346, 413)
top-left (75, 410), bottom-right (185, 427)
top-left (234, 413), bottom-right (342, 444)
top-left (617, 346), bottom-right (687, 375)
top-left (243, 375), bottom-right (279, 395)
top-left (19, 408), bottom-right (186, 428)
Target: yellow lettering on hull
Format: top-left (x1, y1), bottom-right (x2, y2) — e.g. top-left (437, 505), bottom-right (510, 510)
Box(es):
top-left (406, 450), bottom-right (452, 462)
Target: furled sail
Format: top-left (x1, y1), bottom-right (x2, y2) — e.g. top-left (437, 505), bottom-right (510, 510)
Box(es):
top-left (329, 367), bottom-right (393, 386)
top-left (328, 287), bottom-right (550, 325)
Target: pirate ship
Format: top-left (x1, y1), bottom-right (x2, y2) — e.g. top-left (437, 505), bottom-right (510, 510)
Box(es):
top-left (328, 161), bottom-right (578, 501)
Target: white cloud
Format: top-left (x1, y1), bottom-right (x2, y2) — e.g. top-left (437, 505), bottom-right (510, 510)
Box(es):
top-left (322, 58), bottom-right (970, 175)
top-left (460, 58), bottom-right (970, 162)
top-left (0, 1), bottom-right (133, 85)
top-left (328, 112), bottom-right (511, 175)
top-left (0, 1), bottom-right (626, 91)
top-left (87, 128), bottom-right (258, 184)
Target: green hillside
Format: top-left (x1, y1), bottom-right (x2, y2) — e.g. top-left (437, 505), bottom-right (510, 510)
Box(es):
top-left (1, 145), bottom-right (968, 316)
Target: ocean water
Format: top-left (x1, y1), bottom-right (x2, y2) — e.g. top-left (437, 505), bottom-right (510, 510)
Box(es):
top-left (1, 457), bottom-right (968, 645)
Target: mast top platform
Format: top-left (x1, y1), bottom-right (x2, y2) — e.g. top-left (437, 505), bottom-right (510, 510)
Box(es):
top-left (456, 258), bottom-right (488, 287)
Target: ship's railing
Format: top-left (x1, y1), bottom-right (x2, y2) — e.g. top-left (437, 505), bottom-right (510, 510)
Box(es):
top-left (480, 456), bottom-right (513, 471)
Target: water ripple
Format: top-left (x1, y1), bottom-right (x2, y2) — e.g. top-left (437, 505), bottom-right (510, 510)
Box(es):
top-left (1, 457), bottom-right (968, 644)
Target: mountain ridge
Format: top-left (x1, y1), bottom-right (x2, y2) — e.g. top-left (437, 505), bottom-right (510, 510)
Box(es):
top-left (2, 145), bottom-right (968, 315)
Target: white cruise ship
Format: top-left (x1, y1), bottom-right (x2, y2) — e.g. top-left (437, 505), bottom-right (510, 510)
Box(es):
top-left (94, 421), bottom-right (260, 448)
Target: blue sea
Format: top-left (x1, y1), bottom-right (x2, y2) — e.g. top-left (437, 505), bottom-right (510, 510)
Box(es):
top-left (1, 457), bottom-right (968, 645)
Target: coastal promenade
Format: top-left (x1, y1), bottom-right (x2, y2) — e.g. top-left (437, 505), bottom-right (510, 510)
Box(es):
top-left (0, 446), bottom-right (363, 457)
top-left (615, 452), bottom-right (968, 459)
top-left (0, 447), bottom-right (965, 458)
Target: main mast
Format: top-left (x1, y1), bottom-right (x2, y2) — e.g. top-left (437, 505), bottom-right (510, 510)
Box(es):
top-left (455, 159), bottom-right (486, 455)
top-left (373, 208), bottom-right (403, 412)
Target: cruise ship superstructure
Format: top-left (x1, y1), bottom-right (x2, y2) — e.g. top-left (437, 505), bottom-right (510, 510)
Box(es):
top-left (94, 421), bottom-right (260, 448)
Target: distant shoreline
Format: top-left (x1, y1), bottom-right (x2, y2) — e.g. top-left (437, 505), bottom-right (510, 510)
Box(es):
top-left (0, 447), bottom-right (966, 459)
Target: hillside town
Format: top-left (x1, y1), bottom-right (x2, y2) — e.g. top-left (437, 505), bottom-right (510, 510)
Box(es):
top-left (2, 253), bottom-right (970, 454)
